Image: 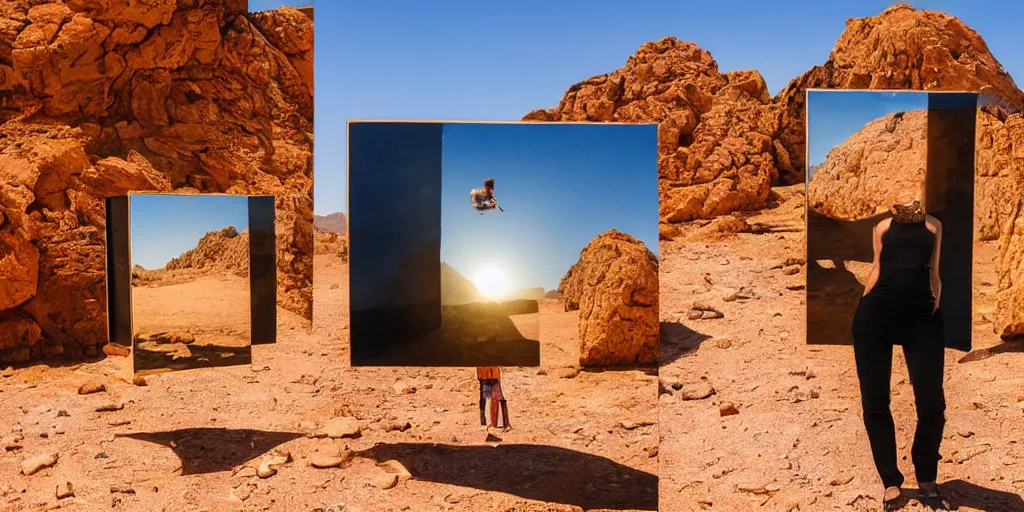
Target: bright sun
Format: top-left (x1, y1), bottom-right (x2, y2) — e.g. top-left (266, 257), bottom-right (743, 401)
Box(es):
top-left (472, 265), bottom-right (507, 299)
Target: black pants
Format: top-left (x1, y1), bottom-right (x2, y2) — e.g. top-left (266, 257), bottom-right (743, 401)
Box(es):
top-left (852, 294), bottom-right (946, 488)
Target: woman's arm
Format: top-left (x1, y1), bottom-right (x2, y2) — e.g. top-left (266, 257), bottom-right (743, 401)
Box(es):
top-left (863, 220), bottom-right (887, 297)
top-left (928, 216), bottom-right (943, 310)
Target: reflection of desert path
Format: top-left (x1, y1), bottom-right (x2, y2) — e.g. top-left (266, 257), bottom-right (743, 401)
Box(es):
top-left (132, 273), bottom-right (251, 375)
top-left (358, 301), bottom-right (540, 367)
top-left (0, 254), bottom-right (656, 511)
top-left (659, 187), bottom-right (1024, 511)
top-left (536, 299), bottom-right (580, 368)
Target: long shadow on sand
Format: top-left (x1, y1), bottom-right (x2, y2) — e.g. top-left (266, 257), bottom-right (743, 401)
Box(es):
top-left (958, 339), bottom-right (1024, 364)
top-left (356, 443), bottom-right (657, 511)
top-left (660, 321), bottom-right (711, 366)
top-left (117, 428), bottom-right (303, 475)
top-left (133, 344), bottom-right (252, 374)
top-left (890, 481), bottom-right (1024, 511)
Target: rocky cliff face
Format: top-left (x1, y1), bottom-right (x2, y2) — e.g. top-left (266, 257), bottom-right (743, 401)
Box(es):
top-left (808, 110), bottom-right (928, 220)
top-left (164, 225), bottom-right (249, 274)
top-left (0, 1), bottom-right (313, 363)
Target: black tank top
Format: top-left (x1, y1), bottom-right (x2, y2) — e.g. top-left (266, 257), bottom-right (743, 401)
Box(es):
top-left (875, 219), bottom-right (935, 294)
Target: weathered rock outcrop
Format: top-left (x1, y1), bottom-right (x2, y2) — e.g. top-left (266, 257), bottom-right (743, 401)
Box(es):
top-left (164, 226), bottom-right (249, 274)
top-left (775, 4), bottom-right (1024, 183)
top-left (807, 110), bottom-right (928, 220)
top-left (524, 38), bottom-right (785, 223)
top-left (559, 230), bottom-right (658, 367)
top-left (992, 113), bottom-right (1024, 338)
top-left (0, 1), bottom-right (313, 363)
top-left (440, 263), bottom-right (482, 306)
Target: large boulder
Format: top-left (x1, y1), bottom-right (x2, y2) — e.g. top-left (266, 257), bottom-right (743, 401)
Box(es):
top-left (807, 110), bottom-right (928, 220)
top-left (524, 39), bottom-right (785, 223)
top-left (560, 230), bottom-right (658, 367)
top-left (0, 2), bottom-right (314, 363)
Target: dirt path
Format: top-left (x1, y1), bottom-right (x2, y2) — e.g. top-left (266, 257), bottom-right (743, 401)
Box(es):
top-left (0, 255), bottom-right (657, 512)
top-left (657, 199), bottom-right (1024, 511)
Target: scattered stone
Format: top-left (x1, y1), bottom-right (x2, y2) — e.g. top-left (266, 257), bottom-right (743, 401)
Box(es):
top-left (230, 483), bottom-right (253, 502)
top-left (737, 481), bottom-right (769, 494)
top-left (132, 376), bottom-right (147, 386)
top-left (686, 310), bottom-right (703, 320)
top-left (809, 389), bottom-right (821, 399)
top-left (783, 266), bottom-right (800, 275)
top-left (1, 367), bottom-right (13, 378)
top-left (234, 467), bottom-right (257, 478)
top-left (722, 290), bottom-right (738, 302)
top-left (257, 451), bottom-right (291, 478)
top-left (309, 450), bottom-right (351, 469)
top-left (829, 476), bottom-right (854, 486)
top-left (108, 420), bottom-right (131, 427)
top-left (444, 494), bottom-right (462, 504)
top-left (102, 344), bottom-right (131, 357)
top-left (619, 420), bottom-right (655, 430)
top-left (719, 403), bottom-right (740, 417)
top-left (644, 445), bottom-right (659, 458)
top-left (96, 403), bottom-right (124, 412)
top-left (958, 430), bottom-right (975, 438)
top-left (692, 301), bottom-right (715, 311)
top-left (373, 472), bottom-right (399, 490)
top-left (485, 433), bottom-right (502, 443)
top-left (77, 381), bottom-right (105, 395)
top-left (384, 420), bottom-right (411, 433)
top-left (55, 482), bottom-right (74, 500)
top-left (21, 453), bottom-right (57, 475)
top-left (681, 382), bottom-right (716, 401)
top-left (715, 338), bottom-right (733, 349)
top-left (701, 309), bottom-right (725, 320)
top-left (322, 417), bottom-right (361, 439)
top-left (786, 284), bottom-right (805, 291)
top-left (379, 460), bottom-right (412, 481)
top-left (555, 367), bottom-right (580, 379)
top-left (95, 452), bottom-right (108, 459)
top-left (109, 484), bottom-right (135, 494)
top-left (392, 381), bottom-right (416, 395)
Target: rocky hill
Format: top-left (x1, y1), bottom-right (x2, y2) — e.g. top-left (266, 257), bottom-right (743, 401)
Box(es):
top-left (807, 109), bottom-right (928, 220)
top-left (314, 212), bottom-right (346, 234)
top-left (163, 226), bottom-right (249, 275)
top-left (0, 2), bottom-right (313, 363)
top-left (527, 3), bottom-right (1024, 339)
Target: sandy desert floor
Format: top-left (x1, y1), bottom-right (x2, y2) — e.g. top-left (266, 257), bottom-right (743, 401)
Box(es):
top-left (132, 273), bottom-right (252, 375)
top-left (0, 254), bottom-right (658, 512)
top-left (658, 196), bottom-right (1024, 512)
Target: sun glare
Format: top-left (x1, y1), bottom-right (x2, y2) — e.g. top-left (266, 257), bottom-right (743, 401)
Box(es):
top-left (472, 265), bottom-right (507, 299)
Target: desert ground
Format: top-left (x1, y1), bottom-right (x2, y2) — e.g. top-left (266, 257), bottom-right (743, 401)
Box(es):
top-left (0, 253), bottom-right (658, 512)
top-left (132, 270), bottom-right (253, 375)
top-left (658, 187), bottom-right (1024, 512)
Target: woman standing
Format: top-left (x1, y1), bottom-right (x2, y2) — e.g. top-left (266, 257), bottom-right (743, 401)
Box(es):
top-left (851, 198), bottom-right (946, 508)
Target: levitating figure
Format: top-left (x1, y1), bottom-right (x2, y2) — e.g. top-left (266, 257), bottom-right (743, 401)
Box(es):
top-left (470, 178), bottom-right (502, 214)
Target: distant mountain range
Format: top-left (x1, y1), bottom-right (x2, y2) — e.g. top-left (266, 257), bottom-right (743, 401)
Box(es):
top-left (314, 212), bottom-right (346, 234)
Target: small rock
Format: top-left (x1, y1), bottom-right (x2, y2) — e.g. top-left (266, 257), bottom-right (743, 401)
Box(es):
top-left (309, 451), bottom-right (351, 469)
top-left (681, 382), bottom-right (716, 401)
top-left (809, 389), bottom-right (820, 399)
top-left (1, 367), bottom-right (13, 378)
top-left (779, 331), bottom-right (790, 340)
top-left (958, 430), bottom-right (975, 438)
top-left (719, 403), bottom-right (739, 417)
top-left (783, 266), bottom-right (800, 275)
top-left (373, 472), bottom-right (399, 490)
top-left (257, 452), bottom-right (291, 478)
top-left (619, 420), bottom-right (655, 430)
top-left (485, 433), bottom-right (502, 443)
top-left (392, 381), bottom-right (416, 395)
top-left (686, 310), bottom-right (703, 320)
top-left (21, 453), bottom-right (57, 475)
top-left (385, 420), bottom-right (411, 433)
top-left (692, 301), bottom-right (714, 311)
top-left (786, 284), bottom-right (805, 291)
top-left (95, 452), bottom-right (108, 459)
top-left (78, 381), bottom-right (105, 395)
top-left (96, 403), bottom-right (124, 412)
top-left (235, 467), bottom-right (257, 478)
top-left (555, 367), bottom-right (580, 379)
top-left (379, 460), bottom-right (412, 481)
top-left (109, 483), bottom-right (135, 494)
top-left (322, 417), bottom-right (361, 439)
top-left (644, 445), bottom-right (659, 458)
top-left (737, 482), bottom-right (768, 494)
top-left (829, 476), bottom-right (854, 486)
top-left (55, 481), bottom-right (74, 500)
top-left (701, 310), bottom-right (725, 320)
top-left (444, 494), bottom-right (462, 504)
top-left (102, 344), bottom-right (131, 357)
top-left (230, 484), bottom-right (253, 502)
top-left (722, 291), bottom-right (738, 302)
top-left (715, 338), bottom-right (732, 349)
top-left (132, 376), bottom-right (147, 386)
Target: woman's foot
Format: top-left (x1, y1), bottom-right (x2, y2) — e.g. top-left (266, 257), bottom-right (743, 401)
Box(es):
top-left (918, 481), bottom-right (941, 498)
top-left (883, 486), bottom-right (902, 511)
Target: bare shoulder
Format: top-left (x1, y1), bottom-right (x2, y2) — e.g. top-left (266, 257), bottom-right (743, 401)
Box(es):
top-left (925, 214), bottom-right (942, 232)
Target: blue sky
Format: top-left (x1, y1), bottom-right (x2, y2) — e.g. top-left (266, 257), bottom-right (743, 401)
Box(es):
top-left (440, 123), bottom-right (658, 292)
top-left (311, 0), bottom-right (1024, 215)
top-left (130, 195), bottom-right (249, 270)
top-left (806, 90), bottom-right (929, 175)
